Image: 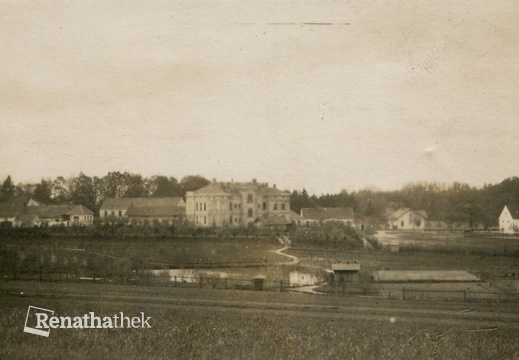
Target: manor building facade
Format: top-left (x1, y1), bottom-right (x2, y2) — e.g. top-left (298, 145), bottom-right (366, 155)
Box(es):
top-left (185, 179), bottom-right (293, 227)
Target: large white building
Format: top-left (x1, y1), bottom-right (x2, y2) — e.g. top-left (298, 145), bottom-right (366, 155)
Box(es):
top-left (499, 205), bottom-right (519, 233)
top-left (186, 179), bottom-right (296, 227)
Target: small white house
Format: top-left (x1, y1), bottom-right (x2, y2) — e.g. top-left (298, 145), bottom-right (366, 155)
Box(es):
top-left (499, 205), bottom-right (519, 233)
top-left (387, 208), bottom-right (427, 231)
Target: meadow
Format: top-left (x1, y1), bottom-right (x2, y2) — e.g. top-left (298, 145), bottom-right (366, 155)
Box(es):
top-left (1, 282), bottom-right (518, 360)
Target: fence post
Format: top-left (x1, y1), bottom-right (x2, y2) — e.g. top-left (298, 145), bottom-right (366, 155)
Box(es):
top-left (174, 276), bottom-right (177, 287)
top-left (280, 280), bottom-right (283, 292)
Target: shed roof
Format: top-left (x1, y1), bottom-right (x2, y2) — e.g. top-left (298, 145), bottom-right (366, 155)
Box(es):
top-left (505, 205), bottom-right (519, 219)
top-left (126, 206), bottom-right (186, 217)
top-left (258, 215), bottom-right (290, 226)
top-left (388, 208), bottom-right (428, 220)
top-left (331, 263), bottom-right (361, 271)
top-left (100, 197), bottom-right (184, 210)
top-left (0, 196), bottom-right (40, 217)
top-left (301, 207), bottom-right (354, 220)
top-left (66, 205), bottom-right (94, 216)
top-left (27, 205), bottom-right (75, 219)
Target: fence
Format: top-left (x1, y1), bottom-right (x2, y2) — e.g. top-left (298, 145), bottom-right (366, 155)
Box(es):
top-left (385, 287), bottom-right (519, 303)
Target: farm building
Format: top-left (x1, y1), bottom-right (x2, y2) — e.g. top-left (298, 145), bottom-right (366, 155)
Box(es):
top-left (100, 197), bottom-right (185, 224)
top-left (300, 207), bottom-right (354, 227)
top-left (126, 205), bottom-right (186, 226)
top-left (499, 205), bottom-right (519, 233)
top-left (0, 197), bottom-right (41, 228)
top-left (331, 262), bottom-right (361, 283)
top-left (27, 205), bottom-right (94, 227)
top-left (14, 214), bottom-right (41, 228)
top-left (387, 208), bottom-right (427, 231)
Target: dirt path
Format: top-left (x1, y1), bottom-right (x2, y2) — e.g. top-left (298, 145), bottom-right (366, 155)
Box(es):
top-left (270, 246), bottom-right (300, 265)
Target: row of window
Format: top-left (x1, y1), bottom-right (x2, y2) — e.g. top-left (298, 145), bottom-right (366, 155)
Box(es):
top-left (104, 210), bottom-right (123, 217)
top-left (195, 203), bottom-right (207, 211)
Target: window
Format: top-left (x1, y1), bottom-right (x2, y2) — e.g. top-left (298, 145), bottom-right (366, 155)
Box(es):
top-left (204, 216), bottom-right (207, 224)
top-left (247, 194), bottom-right (253, 203)
top-left (248, 209), bottom-right (253, 217)
top-left (273, 203), bottom-right (278, 210)
top-left (235, 217), bottom-right (238, 223)
top-left (281, 203), bottom-right (286, 210)
top-left (262, 202), bottom-right (267, 210)
top-left (204, 203), bottom-right (207, 211)
top-left (111, 211), bottom-right (115, 216)
top-left (118, 210), bottom-right (122, 217)
top-left (104, 211), bottom-right (108, 217)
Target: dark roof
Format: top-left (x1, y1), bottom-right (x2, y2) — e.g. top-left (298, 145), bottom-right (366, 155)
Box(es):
top-left (66, 205), bottom-right (94, 216)
top-left (388, 208), bottom-right (428, 220)
top-left (27, 205), bottom-right (75, 219)
top-left (505, 205), bottom-right (519, 219)
top-left (126, 206), bottom-right (186, 217)
top-left (301, 207), bottom-right (354, 220)
top-left (0, 197), bottom-right (40, 218)
top-left (192, 181), bottom-right (289, 196)
top-left (100, 197), bottom-right (185, 210)
top-left (332, 263), bottom-right (361, 271)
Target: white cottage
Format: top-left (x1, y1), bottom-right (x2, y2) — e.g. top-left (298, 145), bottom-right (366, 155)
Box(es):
top-left (499, 205), bottom-right (519, 233)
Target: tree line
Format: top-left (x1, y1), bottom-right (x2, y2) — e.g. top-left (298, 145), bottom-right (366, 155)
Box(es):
top-left (0, 173), bottom-right (210, 208)
top-left (290, 177), bottom-right (519, 228)
top-left (2, 173), bottom-right (519, 228)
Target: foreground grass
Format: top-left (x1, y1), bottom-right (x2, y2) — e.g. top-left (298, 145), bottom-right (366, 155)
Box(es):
top-left (1, 283), bottom-right (518, 359)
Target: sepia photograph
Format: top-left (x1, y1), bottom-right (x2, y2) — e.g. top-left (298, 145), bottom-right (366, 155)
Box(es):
top-left (1, 1), bottom-right (518, 359)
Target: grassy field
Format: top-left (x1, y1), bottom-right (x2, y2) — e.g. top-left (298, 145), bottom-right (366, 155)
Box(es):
top-left (1, 281), bottom-right (518, 359)
top-left (0, 236), bottom-right (286, 278)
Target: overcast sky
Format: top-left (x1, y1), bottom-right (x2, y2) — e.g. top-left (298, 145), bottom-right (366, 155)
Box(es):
top-left (1, 1), bottom-right (518, 194)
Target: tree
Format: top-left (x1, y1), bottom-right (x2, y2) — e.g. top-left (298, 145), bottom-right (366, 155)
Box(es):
top-left (150, 176), bottom-right (183, 197)
top-left (0, 175), bottom-right (15, 202)
top-left (179, 175), bottom-right (210, 194)
top-left (70, 172), bottom-right (96, 205)
top-left (51, 176), bottom-right (70, 203)
top-left (34, 179), bottom-right (52, 204)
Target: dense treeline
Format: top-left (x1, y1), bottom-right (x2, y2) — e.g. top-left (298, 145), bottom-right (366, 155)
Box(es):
top-left (0, 172), bottom-right (210, 208)
top-left (2, 173), bottom-right (519, 228)
top-left (291, 177), bottom-right (519, 228)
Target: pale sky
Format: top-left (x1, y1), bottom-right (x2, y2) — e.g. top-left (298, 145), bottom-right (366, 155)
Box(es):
top-left (1, 1), bottom-right (518, 195)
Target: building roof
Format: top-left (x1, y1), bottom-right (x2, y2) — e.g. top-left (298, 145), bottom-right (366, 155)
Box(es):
top-left (0, 196), bottom-right (40, 218)
top-left (126, 206), bottom-right (186, 217)
top-left (505, 205), bottom-right (519, 219)
top-left (301, 207), bottom-right (354, 220)
top-left (66, 205), bottom-right (94, 216)
top-left (331, 263), bottom-right (361, 271)
top-left (388, 208), bottom-right (428, 220)
top-left (100, 197), bottom-right (185, 210)
top-left (191, 180), bottom-right (289, 197)
top-left (26, 205), bottom-right (76, 219)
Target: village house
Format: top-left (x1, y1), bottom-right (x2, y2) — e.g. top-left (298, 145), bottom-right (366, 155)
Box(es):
top-left (0, 197), bottom-right (41, 228)
top-left (14, 214), bottom-right (41, 228)
top-left (99, 197), bottom-right (186, 224)
top-left (300, 207), bottom-right (354, 227)
top-left (27, 204), bottom-right (94, 227)
top-left (185, 179), bottom-right (293, 227)
top-left (387, 208), bottom-right (427, 231)
top-left (499, 205), bottom-right (519, 233)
